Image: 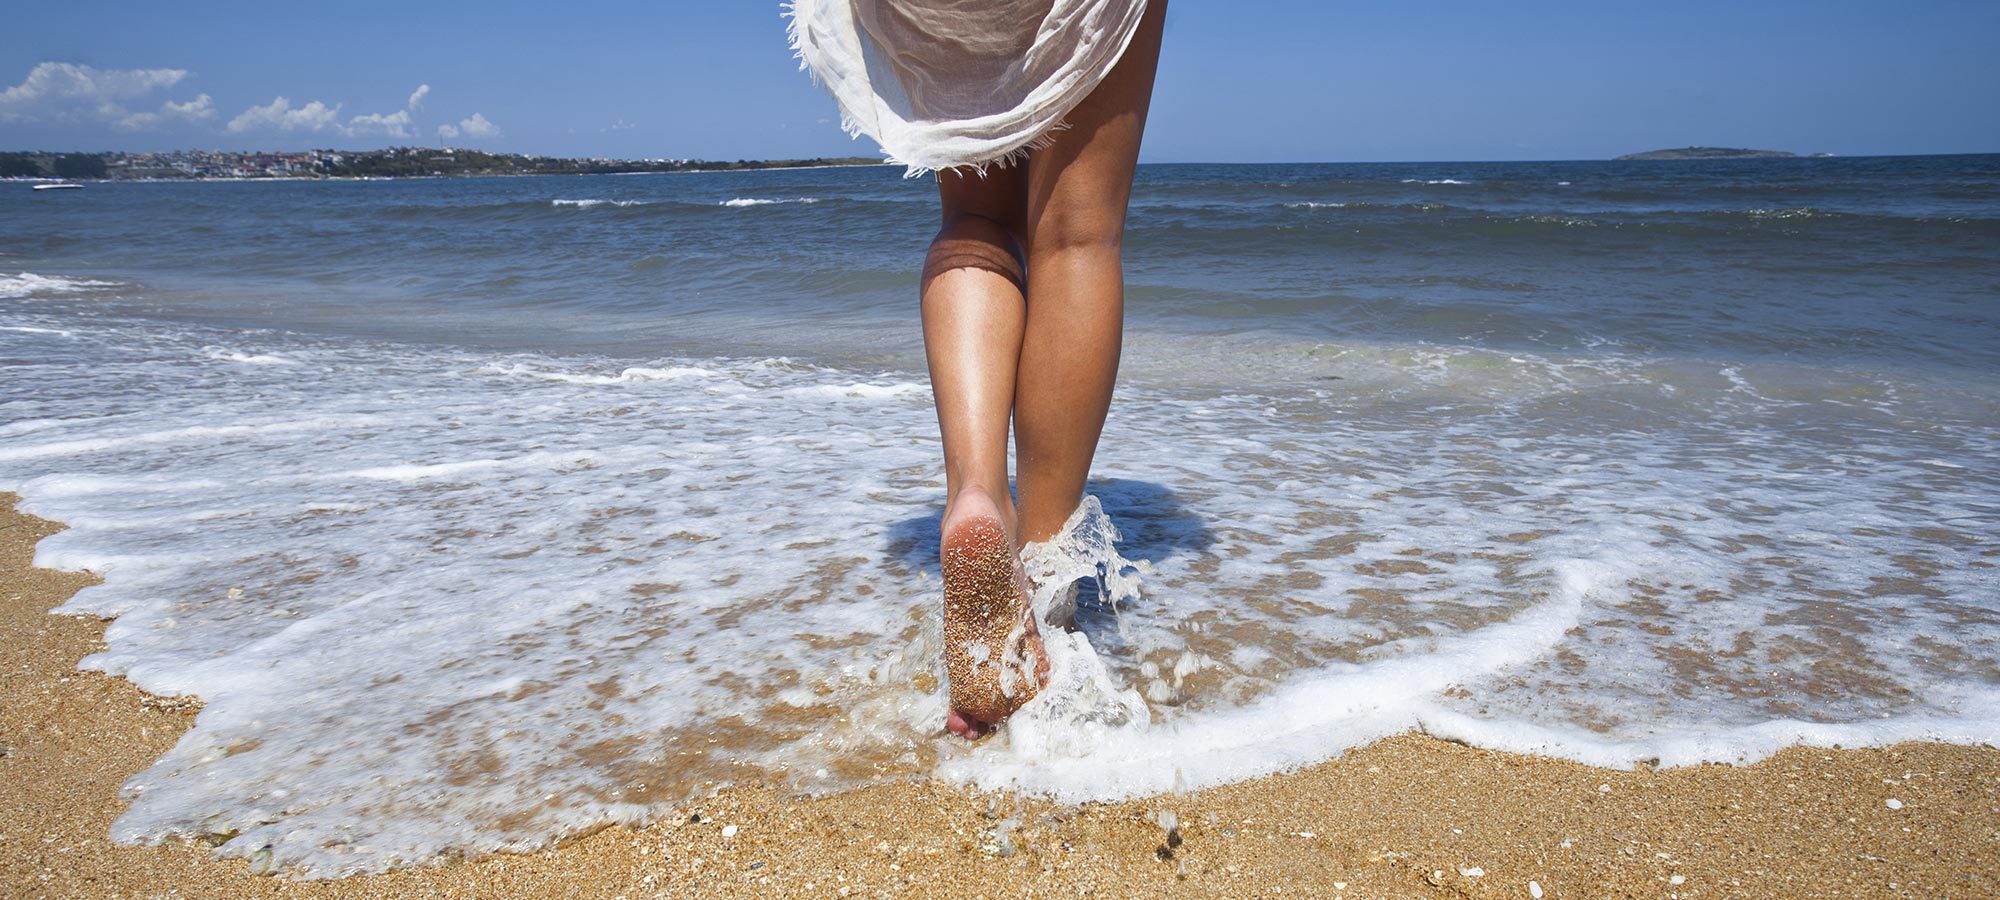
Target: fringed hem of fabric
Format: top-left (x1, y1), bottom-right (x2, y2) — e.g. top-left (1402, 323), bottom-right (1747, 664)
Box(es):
top-left (920, 121), bottom-right (1072, 182)
top-left (782, 0), bottom-right (1147, 179)
top-left (784, 2), bottom-right (897, 170)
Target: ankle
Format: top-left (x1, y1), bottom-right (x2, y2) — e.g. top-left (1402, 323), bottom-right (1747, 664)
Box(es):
top-left (943, 483), bottom-right (1018, 540)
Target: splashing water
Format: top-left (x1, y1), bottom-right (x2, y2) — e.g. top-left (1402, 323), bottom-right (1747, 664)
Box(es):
top-left (1003, 498), bottom-right (1155, 758)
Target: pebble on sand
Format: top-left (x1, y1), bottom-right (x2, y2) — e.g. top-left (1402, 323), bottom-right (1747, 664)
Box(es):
top-left (721, 824), bottom-right (739, 839)
top-left (1529, 880), bottom-right (1545, 898)
top-left (1885, 798), bottom-right (1904, 810)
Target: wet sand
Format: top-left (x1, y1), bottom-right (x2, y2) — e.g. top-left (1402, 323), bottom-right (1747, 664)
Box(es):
top-left (3, 493), bottom-right (1994, 899)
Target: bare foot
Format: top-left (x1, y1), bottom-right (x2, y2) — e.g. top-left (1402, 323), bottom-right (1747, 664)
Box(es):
top-left (940, 488), bottom-right (1049, 739)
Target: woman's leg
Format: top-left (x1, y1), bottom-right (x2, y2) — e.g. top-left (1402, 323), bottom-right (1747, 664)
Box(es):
top-left (924, 166), bottom-right (1047, 738)
top-left (924, 166), bottom-right (1027, 538)
top-left (927, 0), bottom-right (1168, 736)
top-left (1015, 0), bottom-right (1167, 543)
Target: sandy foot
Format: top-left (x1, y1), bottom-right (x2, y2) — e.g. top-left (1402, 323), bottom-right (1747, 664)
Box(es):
top-left (940, 491), bottom-right (1048, 739)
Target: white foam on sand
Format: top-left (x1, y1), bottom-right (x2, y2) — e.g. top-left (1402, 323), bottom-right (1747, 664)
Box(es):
top-left (949, 551), bottom-right (1609, 799)
top-left (2, 306), bottom-right (1995, 876)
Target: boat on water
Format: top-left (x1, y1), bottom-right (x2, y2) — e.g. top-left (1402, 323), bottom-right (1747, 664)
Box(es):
top-left (32, 183), bottom-right (83, 191)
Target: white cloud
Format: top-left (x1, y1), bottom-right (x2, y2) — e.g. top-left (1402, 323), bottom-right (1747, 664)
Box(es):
top-left (459, 113), bottom-right (498, 137)
top-left (227, 96), bottom-right (343, 134)
top-left (1, 62), bottom-right (195, 124)
top-left (114, 93), bottom-right (216, 131)
top-left (437, 112), bottom-right (498, 142)
top-left (346, 108), bottom-right (413, 138)
top-left (225, 82), bottom-right (462, 142)
top-left (345, 84), bottom-right (431, 138)
top-left (114, 113), bottom-right (161, 131)
top-left (5, 64), bottom-right (444, 140)
top-left (603, 118), bottom-right (635, 132)
top-left (164, 94), bottom-right (216, 119)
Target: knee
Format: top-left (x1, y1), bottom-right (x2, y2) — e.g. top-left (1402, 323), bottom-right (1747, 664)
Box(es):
top-left (1029, 206), bottom-right (1124, 258)
top-left (925, 212), bottom-right (1026, 288)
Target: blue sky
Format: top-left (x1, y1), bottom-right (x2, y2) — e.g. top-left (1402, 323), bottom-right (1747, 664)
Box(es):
top-left (3, 1), bottom-right (1995, 162)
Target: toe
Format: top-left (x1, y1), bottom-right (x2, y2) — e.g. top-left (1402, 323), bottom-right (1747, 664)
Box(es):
top-left (945, 709), bottom-right (989, 739)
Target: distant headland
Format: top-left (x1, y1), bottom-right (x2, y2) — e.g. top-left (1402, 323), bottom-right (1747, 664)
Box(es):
top-left (0, 147), bottom-right (888, 181)
top-left (1616, 146), bottom-right (1833, 161)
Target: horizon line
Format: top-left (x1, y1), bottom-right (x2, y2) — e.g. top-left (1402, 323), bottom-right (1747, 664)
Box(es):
top-left (4, 147), bottom-right (1995, 167)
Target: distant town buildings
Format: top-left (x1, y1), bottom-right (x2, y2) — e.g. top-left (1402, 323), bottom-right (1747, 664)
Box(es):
top-left (0, 147), bottom-right (876, 181)
top-left (117, 149), bottom-right (325, 179)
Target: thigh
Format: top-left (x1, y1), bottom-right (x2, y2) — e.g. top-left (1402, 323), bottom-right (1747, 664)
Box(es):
top-left (937, 165), bottom-right (1028, 234)
top-left (1026, 0), bottom-right (1167, 247)
top-left (929, 165), bottom-right (1030, 290)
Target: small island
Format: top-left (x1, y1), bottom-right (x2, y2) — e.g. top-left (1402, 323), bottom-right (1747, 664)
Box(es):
top-left (1616, 147), bottom-right (1798, 160)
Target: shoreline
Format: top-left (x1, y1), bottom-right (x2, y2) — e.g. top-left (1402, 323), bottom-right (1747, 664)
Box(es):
top-left (1, 161), bottom-right (897, 187)
top-left (2, 492), bottom-right (1994, 897)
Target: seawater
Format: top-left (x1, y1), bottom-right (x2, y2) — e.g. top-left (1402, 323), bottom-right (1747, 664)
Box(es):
top-left (2, 156), bottom-right (1997, 877)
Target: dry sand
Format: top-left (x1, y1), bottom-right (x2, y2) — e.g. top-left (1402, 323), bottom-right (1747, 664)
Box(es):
top-left (3, 493), bottom-right (1995, 899)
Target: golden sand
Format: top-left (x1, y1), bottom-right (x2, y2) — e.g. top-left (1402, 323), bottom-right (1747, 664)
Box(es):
top-left (3, 493), bottom-right (1995, 898)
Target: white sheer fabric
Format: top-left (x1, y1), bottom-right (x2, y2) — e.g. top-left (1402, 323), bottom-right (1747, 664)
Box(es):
top-left (786, 0), bottom-right (1150, 175)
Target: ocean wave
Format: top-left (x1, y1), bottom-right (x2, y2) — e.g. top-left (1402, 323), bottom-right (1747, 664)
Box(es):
top-left (779, 381), bottom-right (927, 401)
top-left (1, 272), bottom-right (122, 299)
top-left (1517, 214), bottom-right (1600, 228)
top-left (1260, 202), bottom-right (1988, 235)
top-left (550, 198), bottom-right (652, 208)
top-left (473, 361), bottom-right (723, 384)
top-left (1277, 200), bottom-right (1448, 212)
top-left (203, 347), bottom-right (298, 366)
top-left (1744, 206), bottom-right (1829, 220)
top-left (720, 197), bottom-right (820, 207)
top-left (1401, 178), bottom-right (1472, 185)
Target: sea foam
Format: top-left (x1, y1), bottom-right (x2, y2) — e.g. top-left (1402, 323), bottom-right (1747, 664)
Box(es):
top-left (3, 278), bottom-right (1996, 877)
top-left (1, 272), bottom-right (121, 298)
top-left (720, 197), bottom-right (819, 207)
top-left (551, 198), bottom-right (651, 208)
